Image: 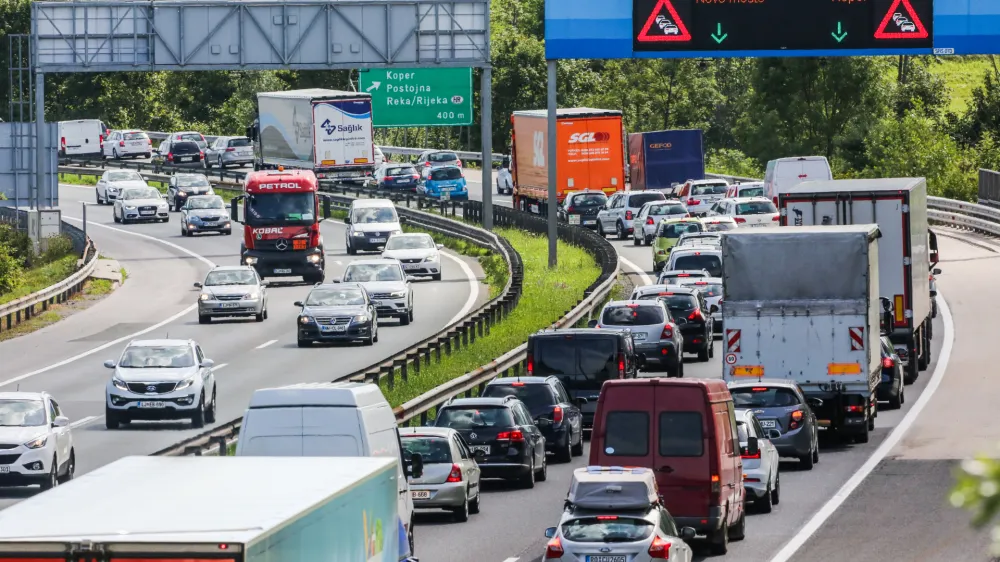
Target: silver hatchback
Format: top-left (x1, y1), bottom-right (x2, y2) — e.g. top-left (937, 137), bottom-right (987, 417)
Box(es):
top-left (593, 300), bottom-right (683, 377)
top-left (195, 265), bottom-right (268, 323)
top-left (400, 426), bottom-right (483, 522)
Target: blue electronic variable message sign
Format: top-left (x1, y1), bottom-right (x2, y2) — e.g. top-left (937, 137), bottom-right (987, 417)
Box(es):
top-left (545, 0), bottom-right (1000, 59)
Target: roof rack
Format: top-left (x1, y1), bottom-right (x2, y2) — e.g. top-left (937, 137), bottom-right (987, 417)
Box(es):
top-left (565, 466), bottom-right (661, 511)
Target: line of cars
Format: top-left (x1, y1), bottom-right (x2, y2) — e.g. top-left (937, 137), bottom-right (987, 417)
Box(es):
top-left (372, 149), bottom-right (470, 200)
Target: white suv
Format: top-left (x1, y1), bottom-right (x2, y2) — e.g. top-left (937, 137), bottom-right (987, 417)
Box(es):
top-left (0, 392), bottom-right (75, 490)
top-left (104, 339), bottom-right (217, 429)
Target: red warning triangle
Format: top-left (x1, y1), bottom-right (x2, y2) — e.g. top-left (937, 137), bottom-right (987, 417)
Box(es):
top-left (874, 0), bottom-right (928, 40)
top-left (637, 0), bottom-right (692, 42)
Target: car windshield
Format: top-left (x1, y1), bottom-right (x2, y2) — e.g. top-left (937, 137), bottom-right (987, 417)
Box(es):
top-left (673, 255), bottom-right (722, 277)
top-left (352, 206), bottom-right (398, 224)
top-left (661, 222), bottom-right (703, 238)
top-left (429, 152), bottom-right (458, 162)
top-left (0, 400), bottom-right (46, 427)
top-left (430, 168), bottom-right (463, 181)
top-left (123, 132), bottom-right (148, 141)
top-left (187, 196), bottom-right (224, 210)
top-left (482, 384), bottom-right (555, 417)
top-left (736, 201), bottom-right (777, 214)
top-left (681, 282), bottom-right (722, 297)
top-left (400, 435), bottom-right (453, 464)
top-left (739, 186), bottom-right (765, 198)
top-left (602, 305), bottom-right (664, 326)
top-left (435, 407), bottom-right (514, 429)
top-left (386, 166), bottom-right (416, 176)
top-left (119, 345), bottom-right (195, 368)
top-left (692, 183), bottom-right (728, 195)
top-left (246, 192), bottom-right (314, 226)
top-left (176, 175), bottom-right (211, 188)
top-left (732, 387), bottom-right (801, 408)
top-left (650, 203), bottom-right (687, 216)
top-left (175, 133), bottom-right (203, 144)
top-left (305, 288), bottom-right (366, 306)
top-left (570, 193), bottom-right (607, 206)
top-left (107, 171), bottom-right (142, 182)
top-left (560, 517), bottom-right (655, 543)
top-left (122, 188), bottom-right (159, 200)
top-left (227, 138), bottom-right (251, 147)
top-left (628, 193), bottom-right (665, 208)
top-left (343, 263), bottom-right (403, 282)
top-left (386, 235), bottom-right (434, 250)
top-left (703, 220), bottom-right (736, 232)
top-left (204, 269), bottom-right (256, 286)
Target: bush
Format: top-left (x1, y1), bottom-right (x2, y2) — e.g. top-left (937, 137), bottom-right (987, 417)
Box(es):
top-left (706, 148), bottom-right (764, 179)
top-left (0, 244), bottom-right (23, 295)
top-left (40, 235), bottom-right (75, 264)
top-left (0, 224), bottom-right (33, 267)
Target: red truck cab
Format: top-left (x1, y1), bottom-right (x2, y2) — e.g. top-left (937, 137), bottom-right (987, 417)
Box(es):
top-left (232, 169), bottom-right (325, 283)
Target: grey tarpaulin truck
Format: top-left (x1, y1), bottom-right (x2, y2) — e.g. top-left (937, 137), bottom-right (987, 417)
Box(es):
top-left (778, 177), bottom-right (932, 384)
top-left (721, 225), bottom-right (882, 443)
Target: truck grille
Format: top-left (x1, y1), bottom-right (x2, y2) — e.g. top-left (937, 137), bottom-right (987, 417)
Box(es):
top-left (255, 239), bottom-right (292, 251)
top-left (125, 382), bottom-right (178, 394)
top-left (313, 316), bottom-right (352, 325)
top-left (0, 454), bottom-right (21, 464)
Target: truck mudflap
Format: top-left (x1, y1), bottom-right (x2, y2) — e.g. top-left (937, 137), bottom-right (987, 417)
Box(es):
top-left (803, 379), bottom-right (877, 442)
top-left (242, 246), bottom-right (325, 282)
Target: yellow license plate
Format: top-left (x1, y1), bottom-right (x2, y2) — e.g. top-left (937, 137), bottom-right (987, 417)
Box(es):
top-left (731, 365), bottom-right (764, 377)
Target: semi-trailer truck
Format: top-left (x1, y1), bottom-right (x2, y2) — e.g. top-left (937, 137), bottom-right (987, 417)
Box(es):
top-left (627, 129), bottom-right (705, 191)
top-left (721, 225), bottom-right (882, 443)
top-left (510, 108), bottom-right (626, 214)
top-left (778, 177), bottom-right (932, 384)
top-left (246, 88), bottom-right (375, 185)
top-left (0, 455), bottom-right (401, 561)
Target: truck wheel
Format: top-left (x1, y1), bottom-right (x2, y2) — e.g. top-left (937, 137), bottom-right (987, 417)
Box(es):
top-left (709, 518), bottom-right (729, 555)
top-left (905, 353), bottom-right (919, 384)
top-left (855, 421), bottom-right (870, 444)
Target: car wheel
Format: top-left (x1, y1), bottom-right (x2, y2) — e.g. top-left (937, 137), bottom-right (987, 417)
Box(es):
top-left (255, 309), bottom-right (265, 322)
top-left (900, 383), bottom-right (905, 405)
top-left (144, 152), bottom-right (151, 159)
top-left (205, 389), bottom-right (217, 424)
top-left (105, 406), bottom-right (121, 429)
top-left (223, 230), bottom-right (232, 235)
top-left (181, 226), bottom-right (189, 236)
top-left (632, 233), bottom-right (641, 246)
top-left (113, 210), bottom-right (121, 223)
top-left (191, 394), bottom-right (206, 428)
top-left (729, 509), bottom-right (746, 541)
top-left (536, 452), bottom-right (547, 482)
top-left (39, 457), bottom-right (58, 491)
top-left (263, 307), bottom-right (269, 320)
top-left (888, 381), bottom-right (903, 410)
top-left (59, 449), bottom-right (75, 483)
top-left (556, 435), bottom-right (572, 463)
top-left (698, 345), bottom-right (710, 362)
top-left (469, 487), bottom-right (481, 514)
top-left (453, 494), bottom-right (470, 522)
top-left (198, 314), bottom-right (210, 324)
top-left (615, 221), bottom-right (626, 240)
top-left (95, 188), bottom-right (101, 204)
top-left (645, 235), bottom-right (653, 245)
top-left (432, 273), bottom-right (442, 281)
top-left (597, 221), bottom-right (607, 238)
top-left (571, 430), bottom-right (585, 456)
top-left (399, 311), bottom-right (411, 326)
top-left (799, 446), bottom-right (815, 470)
top-left (757, 482), bottom-right (774, 513)
top-left (346, 239), bottom-right (357, 255)
top-left (709, 336), bottom-right (715, 358)
top-left (113, 148), bottom-right (120, 160)
top-left (297, 338), bottom-right (311, 348)
top-left (813, 444), bottom-right (820, 464)
top-left (709, 516), bottom-right (729, 555)
top-left (219, 157), bottom-right (224, 169)
top-left (519, 458), bottom-right (535, 489)
top-left (772, 473), bottom-right (780, 505)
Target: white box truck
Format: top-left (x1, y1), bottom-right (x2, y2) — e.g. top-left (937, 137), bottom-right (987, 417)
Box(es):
top-left (778, 177), bottom-right (932, 384)
top-left (247, 88), bottom-right (375, 184)
top-left (721, 225), bottom-right (882, 443)
top-left (0, 456), bottom-right (403, 561)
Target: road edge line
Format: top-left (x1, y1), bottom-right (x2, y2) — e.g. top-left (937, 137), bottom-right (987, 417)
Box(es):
top-left (619, 255), bottom-right (652, 286)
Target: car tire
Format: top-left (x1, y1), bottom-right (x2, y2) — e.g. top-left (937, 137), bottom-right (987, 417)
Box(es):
top-left (297, 338), bottom-right (311, 348)
top-left (191, 395), bottom-right (206, 429)
top-left (59, 449), bottom-right (76, 483)
top-left (432, 273), bottom-right (442, 281)
top-left (219, 157), bottom-right (224, 169)
top-left (900, 383), bottom-right (905, 405)
top-left (615, 221), bottom-right (627, 240)
top-left (105, 406), bottom-right (122, 429)
top-left (113, 211), bottom-right (121, 224)
top-left (198, 314), bottom-right (210, 324)
top-left (645, 235), bottom-right (654, 246)
top-left (698, 346), bottom-right (710, 362)
top-left (113, 148), bottom-right (120, 160)
top-left (799, 447), bottom-right (815, 470)
top-left (40, 457), bottom-right (58, 491)
top-left (469, 489), bottom-right (481, 514)
top-left (757, 482), bottom-right (774, 513)
top-left (144, 152), bottom-right (151, 159)
top-left (709, 337), bottom-right (715, 358)
top-left (671, 359), bottom-right (683, 378)
top-left (888, 383), bottom-right (903, 410)
top-left (263, 307), bottom-right (269, 320)
top-left (729, 510), bottom-right (746, 541)
top-left (400, 311), bottom-right (411, 326)
top-left (772, 473), bottom-right (780, 505)
top-left (346, 240), bottom-right (357, 255)
top-left (364, 330), bottom-right (375, 346)
top-left (854, 422), bottom-right (870, 444)
top-left (571, 432), bottom-right (584, 457)
top-left (162, 216), bottom-right (169, 223)
top-left (633, 234), bottom-right (641, 246)
top-left (255, 310), bottom-right (265, 322)
top-left (519, 458), bottom-right (535, 489)
top-left (536, 453), bottom-right (547, 482)
top-left (453, 495), bottom-right (470, 522)
top-left (205, 389), bottom-right (217, 424)
top-left (709, 517), bottom-right (729, 555)
top-left (223, 230), bottom-right (232, 235)
top-left (556, 436), bottom-right (572, 463)
top-left (597, 222), bottom-right (607, 238)
top-left (813, 443), bottom-right (820, 464)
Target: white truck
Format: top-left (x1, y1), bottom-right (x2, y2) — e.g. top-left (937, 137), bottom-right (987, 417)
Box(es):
top-left (247, 88), bottom-right (376, 185)
top-left (778, 177), bottom-right (932, 384)
top-left (0, 455), bottom-right (403, 561)
top-left (721, 225), bottom-right (882, 443)
top-left (57, 119), bottom-right (108, 158)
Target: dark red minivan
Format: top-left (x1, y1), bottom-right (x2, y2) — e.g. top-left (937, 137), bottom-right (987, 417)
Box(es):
top-left (588, 378), bottom-right (746, 555)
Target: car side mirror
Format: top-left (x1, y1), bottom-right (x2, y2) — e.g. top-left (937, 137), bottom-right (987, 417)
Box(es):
top-left (806, 397), bottom-right (824, 408)
top-left (437, 244), bottom-right (444, 250)
top-left (933, 268), bottom-right (941, 275)
top-left (544, 527), bottom-right (557, 539)
top-left (768, 429), bottom-right (781, 440)
top-left (53, 416), bottom-right (70, 428)
top-left (746, 436), bottom-right (760, 457)
top-left (680, 527), bottom-right (697, 542)
top-left (293, 301), bottom-right (303, 307)
top-left (407, 452), bottom-right (424, 479)
top-left (260, 280), bottom-right (269, 287)
top-left (574, 397), bottom-right (588, 406)
top-left (587, 319), bottom-right (598, 328)
top-left (193, 282), bottom-right (202, 288)
top-left (473, 449), bottom-right (486, 460)
top-left (229, 198), bottom-right (239, 223)
top-left (344, 216), bottom-right (351, 224)
top-left (200, 359), bottom-right (215, 369)
top-left (103, 360), bottom-right (116, 369)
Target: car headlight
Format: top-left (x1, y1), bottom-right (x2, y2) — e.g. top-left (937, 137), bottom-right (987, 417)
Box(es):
top-left (423, 254), bottom-right (439, 262)
top-left (125, 205), bottom-right (136, 210)
top-left (244, 256), bottom-right (257, 265)
top-left (245, 291), bottom-right (259, 300)
top-left (391, 230), bottom-right (403, 236)
top-left (158, 201), bottom-right (167, 208)
top-left (199, 293), bottom-right (210, 301)
top-left (24, 436), bottom-right (48, 449)
top-left (174, 377), bottom-right (196, 391)
top-left (389, 290), bottom-right (406, 298)
top-left (299, 315), bottom-right (313, 324)
top-left (112, 376), bottom-right (129, 391)
top-left (352, 230), bottom-right (365, 237)
top-left (353, 314), bottom-right (370, 323)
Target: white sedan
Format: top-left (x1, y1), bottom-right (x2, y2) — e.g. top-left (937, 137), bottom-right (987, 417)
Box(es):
top-left (103, 130), bottom-right (152, 160)
top-left (707, 197), bottom-right (778, 227)
top-left (736, 409), bottom-right (781, 513)
top-left (113, 186), bottom-right (169, 224)
top-left (631, 200), bottom-right (689, 246)
top-left (95, 169), bottom-right (149, 205)
top-left (0, 392), bottom-right (76, 490)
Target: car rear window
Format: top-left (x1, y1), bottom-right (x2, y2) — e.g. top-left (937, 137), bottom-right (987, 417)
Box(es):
top-left (649, 203), bottom-right (687, 216)
top-left (386, 166), bottom-right (416, 176)
top-left (659, 412), bottom-right (703, 456)
top-left (703, 221), bottom-right (736, 232)
top-left (429, 152), bottom-right (458, 162)
top-left (171, 142), bottom-right (200, 154)
top-left (654, 294), bottom-right (698, 312)
top-left (175, 133), bottom-right (203, 143)
top-left (435, 406), bottom-right (515, 429)
top-left (660, 222), bottom-right (703, 238)
top-left (430, 168), bottom-right (463, 180)
top-left (692, 183), bottom-right (728, 196)
top-left (602, 305), bottom-right (664, 326)
top-left (628, 193), bottom-right (665, 208)
top-left (731, 387), bottom-right (801, 408)
top-left (531, 336), bottom-right (619, 383)
top-left (603, 411), bottom-right (649, 456)
top-left (682, 282), bottom-right (722, 298)
top-left (570, 193), bottom-right (607, 206)
top-left (739, 186), bottom-right (765, 198)
top-left (482, 384), bottom-right (556, 417)
top-left (227, 137), bottom-right (251, 147)
top-left (400, 435), bottom-right (453, 464)
top-left (123, 132), bottom-right (148, 141)
top-left (672, 255), bottom-right (722, 277)
top-left (561, 516), bottom-right (655, 543)
top-left (659, 272), bottom-right (707, 284)
top-left (736, 201), bottom-right (777, 214)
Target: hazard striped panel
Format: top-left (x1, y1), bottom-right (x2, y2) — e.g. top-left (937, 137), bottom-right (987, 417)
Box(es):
top-left (726, 329), bottom-right (741, 353)
top-left (849, 327), bottom-right (865, 351)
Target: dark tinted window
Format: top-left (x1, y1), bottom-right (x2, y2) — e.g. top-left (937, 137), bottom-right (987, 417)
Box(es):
top-left (673, 255), bottom-right (722, 277)
top-left (604, 411), bottom-right (649, 456)
top-left (430, 168), bottom-right (463, 180)
top-left (731, 387), bottom-right (801, 408)
top-left (570, 193), bottom-right (607, 206)
top-left (561, 517), bottom-right (654, 542)
top-left (482, 383), bottom-right (556, 417)
top-left (386, 166), bottom-right (416, 176)
top-left (661, 222), bottom-right (703, 238)
top-left (123, 132), bottom-right (148, 141)
top-left (656, 294), bottom-right (698, 312)
top-left (435, 406), bottom-right (515, 429)
top-left (628, 193), bottom-right (665, 208)
top-left (601, 305), bottom-right (664, 326)
top-left (738, 187), bottom-right (765, 198)
top-left (659, 412), bottom-right (703, 456)
top-left (227, 137), bottom-right (251, 147)
top-left (171, 141), bottom-right (200, 154)
top-left (400, 435), bottom-right (453, 464)
top-left (429, 152), bottom-right (458, 162)
top-left (531, 336), bottom-right (618, 382)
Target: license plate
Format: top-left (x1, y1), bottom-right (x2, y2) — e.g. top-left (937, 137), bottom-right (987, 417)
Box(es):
top-left (273, 268), bottom-right (292, 274)
top-left (403, 263), bottom-right (420, 270)
top-left (469, 445), bottom-right (490, 454)
top-left (411, 490), bottom-right (431, 499)
top-left (369, 238), bottom-right (386, 243)
top-left (138, 401), bottom-right (166, 408)
top-left (180, 156), bottom-right (193, 162)
top-left (0, 466), bottom-right (9, 473)
top-left (219, 302), bottom-right (240, 308)
top-left (569, 215), bottom-right (581, 225)
top-left (587, 556), bottom-right (626, 562)
top-left (631, 332), bottom-right (647, 341)
top-left (750, 223), bottom-right (768, 227)
top-left (759, 419), bottom-right (777, 429)
top-left (583, 219), bottom-right (596, 224)
top-left (882, 374), bottom-right (891, 383)
top-left (140, 210), bottom-right (154, 216)
top-left (320, 324), bottom-right (348, 333)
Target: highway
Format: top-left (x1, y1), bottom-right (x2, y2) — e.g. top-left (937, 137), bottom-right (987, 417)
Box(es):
top-left (0, 181), bottom-right (489, 509)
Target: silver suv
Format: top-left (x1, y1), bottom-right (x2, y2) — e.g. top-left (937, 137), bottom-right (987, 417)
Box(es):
top-left (340, 258), bottom-right (415, 324)
top-left (195, 265), bottom-right (268, 323)
top-left (591, 300), bottom-right (684, 377)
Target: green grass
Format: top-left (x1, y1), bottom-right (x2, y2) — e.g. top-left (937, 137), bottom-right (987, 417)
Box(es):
top-left (379, 228), bottom-right (601, 408)
top-left (120, 266), bottom-right (128, 283)
top-left (0, 254), bottom-right (78, 305)
top-left (85, 278), bottom-right (114, 296)
top-left (924, 56), bottom-right (994, 115)
top-left (59, 172), bottom-right (242, 203)
top-left (0, 277), bottom-right (119, 341)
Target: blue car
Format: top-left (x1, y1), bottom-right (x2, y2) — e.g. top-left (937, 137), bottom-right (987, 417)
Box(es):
top-left (418, 165), bottom-right (468, 199)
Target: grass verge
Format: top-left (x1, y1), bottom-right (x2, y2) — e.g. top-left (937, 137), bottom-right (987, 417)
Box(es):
top-left (0, 254), bottom-right (78, 305)
top-left (379, 228), bottom-right (601, 408)
top-left (0, 278), bottom-right (116, 342)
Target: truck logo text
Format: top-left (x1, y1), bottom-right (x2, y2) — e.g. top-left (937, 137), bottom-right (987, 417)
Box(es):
top-left (258, 183), bottom-right (302, 190)
top-left (253, 227), bottom-right (284, 239)
top-left (648, 142), bottom-right (673, 149)
top-left (532, 131), bottom-right (545, 167)
top-left (320, 119), bottom-right (364, 136)
top-left (568, 132), bottom-right (611, 144)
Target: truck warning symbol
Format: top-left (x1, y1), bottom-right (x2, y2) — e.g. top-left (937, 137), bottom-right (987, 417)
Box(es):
top-left (874, 0), bottom-right (928, 40)
top-left (636, 0), bottom-right (692, 43)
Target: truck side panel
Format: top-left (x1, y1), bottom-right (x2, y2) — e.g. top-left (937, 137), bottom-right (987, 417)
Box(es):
top-left (259, 96), bottom-right (316, 168)
top-left (637, 130), bottom-right (704, 190)
top-left (908, 186), bottom-right (931, 323)
top-left (246, 462), bottom-right (399, 562)
top-left (511, 114), bottom-right (547, 195)
top-left (628, 133), bottom-right (646, 190)
top-left (312, 99), bottom-right (375, 171)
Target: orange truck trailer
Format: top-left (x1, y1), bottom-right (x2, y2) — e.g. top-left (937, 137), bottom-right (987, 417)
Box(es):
top-left (511, 108), bottom-right (626, 213)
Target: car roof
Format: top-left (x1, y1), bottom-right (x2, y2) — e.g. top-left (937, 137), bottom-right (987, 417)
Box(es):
top-left (347, 258), bottom-right (401, 266)
top-left (660, 217), bottom-right (701, 224)
top-left (128, 339), bottom-right (192, 347)
top-left (676, 276), bottom-right (722, 284)
top-left (701, 216), bottom-right (736, 222)
top-left (735, 181), bottom-right (764, 187)
top-left (351, 198), bottom-right (394, 208)
top-left (248, 382), bottom-right (385, 409)
top-left (444, 397), bottom-right (512, 407)
top-left (210, 265), bottom-right (255, 272)
top-left (531, 327), bottom-right (624, 339)
top-left (689, 178), bottom-right (728, 185)
top-left (486, 376), bottom-right (554, 385)
top-left (0, 391), bottom-right (49, 401)
top-left (313, 282), bottom-right (364, 290)
top-left (671, 245), bottom-right (721, 254)
top-left (428, 165), bottom-right (462, 171)
top-left (729, 197), bottom-right (772, 204)
top-left (427, 150), bottom-right (458, 156)
top-left (606, 299), bottom-right (662, 307)
top-left (398, 427), bottom-right (458, 438)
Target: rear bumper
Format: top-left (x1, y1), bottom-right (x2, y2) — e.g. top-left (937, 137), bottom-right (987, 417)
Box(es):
top-left (679, 326), bottom-right (710, 351)
top-left (411, 481), bottom-right (467, 509)
top-left (633, 341), bottom-right (679, 366)
top-left (479, 462), bottom-right (532, 480)
top-left (771, 426), bottom-right (813, 458)
top-left (541, 425), bottom-right (571, 451)
top-left (675, 507), bottom-right (724, 534)
top-left (243, 247), bottom-right (325, 278)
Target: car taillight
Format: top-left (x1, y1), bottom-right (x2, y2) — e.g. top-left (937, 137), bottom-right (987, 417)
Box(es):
top-left (734, 217), bottom-right (747, 223)
top-left (411, 174), bottom-right (420, 180)
top-left (167, 153), bottom-right (174, 161)
top-left (567, 206), bottom-right (575, 214)
top-left (226, 147), bottom-right (235, 152)
top-left (446, 464), bottom-right (462, 483)
top-left (790, 409), bottom-right (803, 430)
top-left (710, 474), bottom-right (721, 499)
top-left (119, 140), bottom-right (125, 147)
top-left (741, 446), bottom-right (761, 459)
top-left (552, 406), bottom-right (563, 424)
top-left (497, 430), bottom-right (525, 442)
top-left (625, 210), bottom-right (633, 220)
top-left (646, 217), bottom-right (654, 225)
top-left (618, 353), bottom-right (626, 376)
top-left (845, 405), bottom-right (864, 413)
top-left (545, 536), bottom-right (564, 559)
top-left (424, 161), bottom-right (431, 166)
top-left (688, 309), bottom-right (704, 322)
top-left (882, 357), bottom-right (894, 369)
top-left (147, 138), bottom-right (152, 146)
top-left (772, 215), bottom-right (780, 221)
top-left (200, 151), bottom-right (205, 159)
top-left (687, 198), bottom-right (700, 205)
top-left (99, 134), bottom-right (104, 146)
top-left (527, 356), bottom-right (533, 375)
top-left (661, 325), bottom-right (673, 338)
top-left (648, 536), bottom-right (672, 559)
top-left (60, 136), bottom-right (66, 148)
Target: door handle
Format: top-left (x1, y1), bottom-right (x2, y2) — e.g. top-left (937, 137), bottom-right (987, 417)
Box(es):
top-left (658, 466), bottom-right (674, 473)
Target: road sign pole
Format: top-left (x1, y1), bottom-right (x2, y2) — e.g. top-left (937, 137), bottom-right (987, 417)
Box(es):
top-left (34, 72), bottom-right (45, 212)
top-left (547, 60), bottom-right (558, 268)
top-left (480, 67), bottom-right (493, 230)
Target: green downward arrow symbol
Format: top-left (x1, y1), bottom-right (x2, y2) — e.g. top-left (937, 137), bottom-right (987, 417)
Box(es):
top-left (711, 23), bottom-right (728, 44)
top-left (831, 21), bottom-right (848, 42)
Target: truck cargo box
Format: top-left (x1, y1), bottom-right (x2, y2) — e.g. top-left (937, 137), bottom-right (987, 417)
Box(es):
top-left (627, 129), bottom-right (704, 191)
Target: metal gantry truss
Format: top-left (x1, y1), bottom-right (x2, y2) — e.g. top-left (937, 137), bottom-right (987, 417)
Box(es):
top-left (32, 0), bottom-right (490, 73)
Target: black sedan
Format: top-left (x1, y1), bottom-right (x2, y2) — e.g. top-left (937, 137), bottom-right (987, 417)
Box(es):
top-left (558, 190), bottom-right (607, 229)
top-left (376, 164), bottom-right (421, 191)
top-left (295, 283), bottom-right (378, 347)
top-left (656, 286), bottom-right (714, 361)
top-left (481, 376), bottom-right (586, 463)
top-left (878, 336), bottom-right (905, 409)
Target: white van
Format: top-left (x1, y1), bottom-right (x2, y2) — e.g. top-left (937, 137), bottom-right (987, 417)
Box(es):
top-left (234, 382), bottom-right (420, 553)
top-left (763, 156), bottom-right (832, 206)
top-left (57, 119), bottom-right (107, 158)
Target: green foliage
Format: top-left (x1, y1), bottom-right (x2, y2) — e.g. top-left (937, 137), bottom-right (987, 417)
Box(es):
top-left (0, 224), bottom-right (33, 267)
top-left (0, 244), bottom-right (23, 295)
top-left (952, 457), bottom-right (1000, 555)
top-left (705, 148), bottom-right (763, 179)
top-left (40, 235), bottom-right (75, 265)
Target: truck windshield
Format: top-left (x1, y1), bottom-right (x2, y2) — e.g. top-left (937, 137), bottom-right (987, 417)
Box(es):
top-left (247, 192), bottom-right (315, 226)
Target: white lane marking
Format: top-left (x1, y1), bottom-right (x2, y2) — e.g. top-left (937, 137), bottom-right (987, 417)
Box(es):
top-left (335, 260), bottom-right (343, 265)
top-left (501, 558), bottom-right (519, 562)
top-left (323, 218), bottom-right (480, 328)
top-left (68, 415), bottom-right (100, 429)
top-left (255, 339), bottom-right (278, 349)
top-left (770, 292), bottom-right (955, 562)
top-left (213, 363), bottom-right (229, 371)
top-left (0, 216), bottom-right (215, 389)
top-left (619, 255), bottom-right (652, 286)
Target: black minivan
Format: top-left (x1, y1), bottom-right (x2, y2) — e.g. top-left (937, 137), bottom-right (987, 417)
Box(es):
top-left (525, 328), bottom-right (641, 429)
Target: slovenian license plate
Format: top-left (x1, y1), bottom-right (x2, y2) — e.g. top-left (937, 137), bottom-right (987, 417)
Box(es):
top-left (0, 466), bottom-right (9, 473)
top-left (273, 268), bottom-right (292, 274)
top-left (587, 556), bottom-right (626, 562)
top-left (403, 263), bottom-right (420, 270)
top-left (411, 490), bottom-right (431, 499)
top-left (140, 210), bottom-right (154, 215)
top-left (631, 332), bottom-right (647, 341)
top-left (180, 156), bottom-right (193, 162)
top-left (584, 219), bottom-right (596, 224)
top-left (759, 419), bottom-right (777, 429)
top-left (469, 445), bottom-right (490, 454)
top-left (369, 238), bottom-right (386, 243)
top-left (320, 324), bottom-right (348, 333)
top-left (138, 401), bottom-right (166, 408)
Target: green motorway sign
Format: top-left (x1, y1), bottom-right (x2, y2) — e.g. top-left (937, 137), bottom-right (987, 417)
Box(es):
top-left (359, 67), bottom-right (473, 128)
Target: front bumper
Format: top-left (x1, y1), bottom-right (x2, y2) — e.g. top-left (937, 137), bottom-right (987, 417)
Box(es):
top-left (185, 219), bottom-right (231, 233)
top-left (633, 341), bottom-right (679, 367)
top-left (298, 320), bottom-right (373, 342)
top-left (371, 296), bottom-right (409, 318)
top-left (243, 247), bottom-right (324, 278)
top-left (0, 445), bottom-right (56, 486)
top-left (106, 386), bottom-right (201, 419)
top-left (199, 298), bottom-right (261, 317)
top-left (121, 208), bottom-right (168, 221)
top-left (399, 261), bottom-right (441, 276)
top-left (411, 481), bottom-right (467, 509)
top-left (349, 233), bottom-right (394, 252)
